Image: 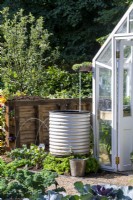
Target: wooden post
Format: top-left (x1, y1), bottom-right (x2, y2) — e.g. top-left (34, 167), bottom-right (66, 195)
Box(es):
top-left (15, 106), bottom-right (20, 147)
top-left (5, 105), bottom-right (10, 147)
top-left (34, 105), bottom-right (39, 145)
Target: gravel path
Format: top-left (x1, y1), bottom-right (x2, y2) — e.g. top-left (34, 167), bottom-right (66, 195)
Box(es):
top-left (48, 171), bottom-right (133, 195)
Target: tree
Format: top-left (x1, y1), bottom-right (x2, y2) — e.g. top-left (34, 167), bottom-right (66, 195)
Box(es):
top-left (0, 0), bottom-right (131, 68)
top-left (42, 66), bottom-right (92, 98)
top-left (0, 8), bottom-right (58, 94)
top-left (95, 0), bottom-right (130, 31)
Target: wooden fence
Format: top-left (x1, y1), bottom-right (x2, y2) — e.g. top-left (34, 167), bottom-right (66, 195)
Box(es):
top-left (5, 97), bottom-right (92, 149)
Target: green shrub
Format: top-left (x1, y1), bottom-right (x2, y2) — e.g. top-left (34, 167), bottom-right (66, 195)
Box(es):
top-left (0, 165), bottom-right (58, 199)
top-left (43, 154), bottom-right (74, 174)
top-left (43, 154), bottom-right (100, 175)
top-left (8, 144), bottom-right (100, 175)
top-left (0, 7), bottom-right (58, 95)
top-left (7, 144), bottom-right (47, 168)
top-left (86, 157), bottom-right (100, 174)
top-left (0, 157), bottom-right (6, 175)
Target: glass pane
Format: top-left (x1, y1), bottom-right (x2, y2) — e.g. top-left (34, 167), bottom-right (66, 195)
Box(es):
top-left (123, 45), bottom-right (132, 117)
top-left (98, 67), bottom-right (112, 166)
top-left (97, 41), bottom-right (112, 66)
top-left (99, 68), bottom-right (112, 99)
top-left (129, 21), bottom-right (133, 33)
top-left (130, 10), bottom-right (133, 32)
top-left (116, 19), bottom-right (127, 33)
top-left (99, 120), bottom-right (112, 165)
top-left (130, 10), bottom-right (133, 19)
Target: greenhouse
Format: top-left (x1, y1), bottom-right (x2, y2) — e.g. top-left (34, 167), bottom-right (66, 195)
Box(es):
top-left (93, 3), bottom-right (133, 171)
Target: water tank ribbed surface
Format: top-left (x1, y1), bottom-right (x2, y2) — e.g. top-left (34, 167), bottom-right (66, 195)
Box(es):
top-left (49, 111), bottom-right (90, 155)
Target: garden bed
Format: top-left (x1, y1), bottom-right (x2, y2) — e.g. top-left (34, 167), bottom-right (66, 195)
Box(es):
top-left (1, 151), bottom-right (133, 199)
top-left (1, 150), bottom-right (133, 194)
top-left (1, 143), bottom-right (133, 199)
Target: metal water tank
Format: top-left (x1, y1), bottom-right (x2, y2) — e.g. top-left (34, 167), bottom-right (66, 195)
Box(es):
top-left (49, 110), bottom-right (90, 155)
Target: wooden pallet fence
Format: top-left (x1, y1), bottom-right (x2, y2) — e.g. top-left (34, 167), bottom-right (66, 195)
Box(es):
top-left (5, 98), bottom-right (92, 149)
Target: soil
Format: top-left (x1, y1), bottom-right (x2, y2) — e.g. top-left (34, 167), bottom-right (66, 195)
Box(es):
top-left (0, 154), bottom-right (12, 163)
top-left (48, 171), bottom-right (133, 195)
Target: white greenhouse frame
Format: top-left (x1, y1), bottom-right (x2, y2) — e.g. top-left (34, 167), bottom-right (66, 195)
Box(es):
top-left (93, 3), bottom-right (133, 171)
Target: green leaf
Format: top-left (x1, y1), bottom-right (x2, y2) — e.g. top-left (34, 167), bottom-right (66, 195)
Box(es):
top-left (74, 182), bottom-right (85, 195)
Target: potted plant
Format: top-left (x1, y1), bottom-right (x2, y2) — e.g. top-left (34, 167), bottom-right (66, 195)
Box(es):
top-left (69, 147), bottom-right (87, 177)
top-left (70, 158), bottom-right (87, 177)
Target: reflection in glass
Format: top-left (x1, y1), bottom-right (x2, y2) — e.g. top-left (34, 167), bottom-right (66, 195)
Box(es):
top-left (98, 67), bottom-right (112, 166)
top-left (97, 41), bottom-right (112, 66)
top-left (123, 45), bottom-right (132, 117)
top-left (99, 120), bottom-right (112, 166)
top-left (117, 19), bottom-right (127, 33)
top-left (99, 68), bottom-right (112, 99)
top-left (129, 21), bottom-right (133, 33)
top-left (130, 10), bottom-right (133, 19)
top-left (130, 10), bottom-right (133, 33)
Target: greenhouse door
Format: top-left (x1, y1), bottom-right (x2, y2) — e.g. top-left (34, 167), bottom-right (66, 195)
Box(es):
top-left (96, 67), bottom-right (113, 170)
top-left (118, 40), bottom-right (133, 171)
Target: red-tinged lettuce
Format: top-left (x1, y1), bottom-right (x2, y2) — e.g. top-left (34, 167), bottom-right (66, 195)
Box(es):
top-left (74, 182), bottom-right (133, 200)
top-left (91, 185), bottom-right (117, 198)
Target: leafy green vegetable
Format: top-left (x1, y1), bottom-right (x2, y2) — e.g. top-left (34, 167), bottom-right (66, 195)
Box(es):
top-left (0, 158), bottom-right (6, 176)
top-left (0, 166), bottom-right (58, 199)
top-left (7, 144), bottom-right (47, 169)
top-left (0, 154), bottom-right (133, 200)
top-left (0, 153), bottom-right (58, 199)
top-left (85, 157), bottom-right (100, 174)
top-left (73, 182), bottom-right (133, 200)
top-left (43, 154), bottom-right (99, 175)
top-left (43, 154), bottom-right (74, 175)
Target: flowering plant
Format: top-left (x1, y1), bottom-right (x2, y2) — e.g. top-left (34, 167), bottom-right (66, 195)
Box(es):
top-left (0, 96), bottom-right (6, 104)
top-left (0, 89), bottom-right (7, 103)
top-left (0, 91), bottom-right (6, 152)
top-left (0, 105), bottom-right (5, 126)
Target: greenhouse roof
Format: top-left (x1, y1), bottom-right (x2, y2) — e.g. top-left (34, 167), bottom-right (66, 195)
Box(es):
top-left (93, 3), bottom-right (133, 62)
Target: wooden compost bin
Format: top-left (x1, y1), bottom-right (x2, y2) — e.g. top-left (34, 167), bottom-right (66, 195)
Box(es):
top-left (5, 97), bottom-right (92, 149)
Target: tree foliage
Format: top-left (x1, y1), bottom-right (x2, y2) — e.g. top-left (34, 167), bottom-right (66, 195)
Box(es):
top-left (0, 1), bottom-right (132, 97)
top-left (0, 0), bottom-right (131, 68)
top-left (0, 8), bottom-right (58, 94)
top-left (44, 66), bottom-right (92, 98)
